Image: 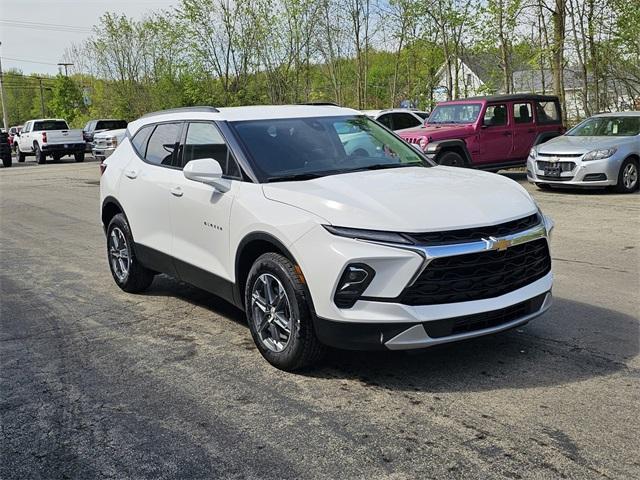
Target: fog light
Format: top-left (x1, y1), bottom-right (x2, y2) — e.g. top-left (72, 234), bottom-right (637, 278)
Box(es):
top-left (334, 263), bottom-right (375, 308)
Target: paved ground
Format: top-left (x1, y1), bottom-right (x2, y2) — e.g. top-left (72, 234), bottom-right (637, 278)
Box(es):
top-left (1, 158), bottom-right (638, 479)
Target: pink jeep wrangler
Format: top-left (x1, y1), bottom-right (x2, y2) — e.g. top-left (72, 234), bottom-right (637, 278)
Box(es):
top-left (399, 94), bottom-right (565, 170)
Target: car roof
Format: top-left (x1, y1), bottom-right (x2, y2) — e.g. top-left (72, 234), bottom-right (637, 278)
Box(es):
top-left (439, 94), bottom-right (559, 104)
top-left (128, 104), bottom-right (362, 134)
top-left (591, 111), bottom-right (640, 117)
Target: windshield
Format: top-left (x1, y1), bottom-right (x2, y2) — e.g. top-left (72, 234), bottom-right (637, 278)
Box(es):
top-left (96, 120), bottom-right (127, 130)
top-left (428, 103), bottom-right (481, 124)
top-left (231, 115), bottom-right (429, 182)
top-left (33, 120), bottom-right (69, 131)
top-left (567, 116), bottom-right (640, 136)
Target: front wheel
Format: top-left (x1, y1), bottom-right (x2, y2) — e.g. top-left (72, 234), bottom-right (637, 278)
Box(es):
top-left (614, 157), bottom-right (639, 193)
top-left (2, 153), bottom-right (11, 168)
top-left (245, 253), bottom-right (325, 371)
top-left (106, 214), bottom-right (155, 293)
top-left (438, 151), bottom-right (465, 167)
top-left (16, 145), bottom-right (25, 162)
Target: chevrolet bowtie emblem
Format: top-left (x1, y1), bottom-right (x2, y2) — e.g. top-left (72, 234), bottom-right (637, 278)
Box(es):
top-left (484, 237), bottom-right (512, 251)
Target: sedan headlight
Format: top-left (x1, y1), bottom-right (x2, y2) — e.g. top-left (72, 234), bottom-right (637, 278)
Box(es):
top-left (323, 225), bottom-right (413, 245)
top-left (583, 147), bottom-right (617, 161)
top-left (528, 147), bottom-right (537, 160)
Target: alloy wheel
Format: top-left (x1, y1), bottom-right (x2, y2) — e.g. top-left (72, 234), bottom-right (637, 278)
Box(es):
top-left (109, 227), bottom-right (130, 282)
top-left (251, 273), bottom-right (293, 352)
top-left (622, 163), bottom-right (638, 190)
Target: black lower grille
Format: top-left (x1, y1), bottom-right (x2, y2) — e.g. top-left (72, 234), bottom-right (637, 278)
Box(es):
top-left (538, 175), bottom-right (574, 181)
top-left (423, 292), bottom-right (548, 338)
top-left (398, 238), bottom-right (551, 306)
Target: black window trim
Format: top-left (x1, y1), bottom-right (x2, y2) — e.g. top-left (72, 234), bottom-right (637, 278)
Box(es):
top-left (179, 120), bottom-right (244, 180)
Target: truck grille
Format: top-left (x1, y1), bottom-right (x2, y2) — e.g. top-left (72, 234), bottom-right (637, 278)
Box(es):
top-left (398, 238), bottom-right (551, 305)
top-left (405, 213), bottom-right (540, 246)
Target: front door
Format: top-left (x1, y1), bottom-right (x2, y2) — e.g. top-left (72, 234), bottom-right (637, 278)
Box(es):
top-left (477, 103), bottom-right (513, 165)
top-left (169, 121), bottom-right (241, 299)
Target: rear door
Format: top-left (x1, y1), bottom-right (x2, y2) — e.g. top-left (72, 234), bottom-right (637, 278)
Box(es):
top-left (18, 121), bottom-right (32, 151)
top-left (477, 103), bottom-right (513, 164)
top-left (511, 101), bottom-right (536, 159)
top-left (117, 122), bottom-right (184, 271)
top-left (169, 121), bottom-right (240, 289)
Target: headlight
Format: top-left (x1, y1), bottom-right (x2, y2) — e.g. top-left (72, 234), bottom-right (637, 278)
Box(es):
top-left (106, 137), bottom-right (118, 147)
top-left (323, 225), bottom-right (413, 245)
top-left (528, 147), bottom-right (537, 160)
top-left (419, 137), bottom-right (428, 150)
top-left (583, 147), bottom-right (617, 161)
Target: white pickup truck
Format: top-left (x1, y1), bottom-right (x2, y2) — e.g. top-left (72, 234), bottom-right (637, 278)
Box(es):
top-left (15, 119), bottom-right (85, 164)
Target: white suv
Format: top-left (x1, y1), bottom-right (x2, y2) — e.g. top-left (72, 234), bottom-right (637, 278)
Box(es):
top-left (100, 105), bottom-right (554, 371)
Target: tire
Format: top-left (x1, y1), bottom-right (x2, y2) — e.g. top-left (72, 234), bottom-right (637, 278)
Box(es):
top-left (614, 157), bottom-right (639, 193)
top-left (245, 252), bottom-right (325, 371)
top-left (74, 151), bottom-right (85, 163)
top-left (438, 150), bottom-right (465, 167)
top-left (34, 143), bottom-right (46, 164)
top-left (1, 154), bottom-right (11, 168)
top-left (536, 182), bottom-right (552, 190)
top-left (106, 213), bottom-right (155, 293)
top-left (17, 144), bottom-right (25, 162)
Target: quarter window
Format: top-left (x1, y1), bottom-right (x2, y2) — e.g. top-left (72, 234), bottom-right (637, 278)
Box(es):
top-left (484, 104), bottom-right (508, 126)
top-left (145, 123), bottom-right (181, 166)
top-left (131, 125), bottom-right (154, 157)
top-left (377, 114), bottom-right (393, 129)
top-left (535, 101), bottom-right (561, 124)
top-left (513, 103), bottom-right (533, 123)
top-left (183, 122), bottom-right (241, 177)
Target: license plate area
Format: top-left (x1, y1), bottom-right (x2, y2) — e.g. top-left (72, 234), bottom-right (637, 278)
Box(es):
top-left (543, 166), bottom-right (561, 177)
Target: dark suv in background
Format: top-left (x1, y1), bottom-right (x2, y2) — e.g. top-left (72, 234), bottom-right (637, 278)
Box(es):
top-left (400, 94), bottom-right (565, 170)
top-left (83, 119), bottom-right (128, 152)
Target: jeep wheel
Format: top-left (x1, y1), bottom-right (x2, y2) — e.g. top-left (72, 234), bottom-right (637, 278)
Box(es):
top-left (245, 252), bottom-right (325, 371)
top-left (614, 157), bottom-right (639, 193)
top-left (34, 143), bottom-right (46, 164)
top-left (107, 213), bottom-right (155, 293)
top-left (438, 151), bottom-right (465, 167)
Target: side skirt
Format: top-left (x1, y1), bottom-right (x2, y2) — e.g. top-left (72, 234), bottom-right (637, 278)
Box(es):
top-left (134, 243), bottom-right (240, 309)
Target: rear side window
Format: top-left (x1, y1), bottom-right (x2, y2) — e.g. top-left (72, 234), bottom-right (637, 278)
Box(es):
top-left (483, 105), bottom-right (507, 126)
top-left (392, 113), bottom-right (421, 130)
top-left (513, 103), bottom-right (533, 123)
top-left (183, 122), bottom-right (241, 177)
top-left (131, 125), bottom-right (154, 157)
top-left (33, 120), bottom-right (69, 131)
top-left (535, 101), bottom-right (561, 124)
top-left (145, 123), bottom-right (181, 166)
top-left (377, 114), bottom-right (393, 129)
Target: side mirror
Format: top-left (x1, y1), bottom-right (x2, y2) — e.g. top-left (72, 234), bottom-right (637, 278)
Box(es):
top-left (14, 132), bottom-right (20, 137)
top-left (183, 158), bottom-right (230, 192)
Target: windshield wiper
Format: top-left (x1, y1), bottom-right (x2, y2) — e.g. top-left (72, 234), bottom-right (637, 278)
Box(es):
top-left (350, 163), bottom-right (422, 172)
top-left (266, 172), bottom-right (326, 183)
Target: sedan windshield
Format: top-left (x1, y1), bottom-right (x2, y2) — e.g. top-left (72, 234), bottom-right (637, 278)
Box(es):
top-left (567, 116), bottom-right (640, 136)
top-left (428, 103), bottom-right (481, 124)
top-left (231, 115), bottom-right (428, 182)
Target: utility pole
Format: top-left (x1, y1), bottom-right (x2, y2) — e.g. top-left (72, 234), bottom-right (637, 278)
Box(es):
top-left (0, 42), bottom-right (9, 131)
top-left (38, 78), bottom-right (46, 116)
top-left (57, 63), bottom-right (73, 76)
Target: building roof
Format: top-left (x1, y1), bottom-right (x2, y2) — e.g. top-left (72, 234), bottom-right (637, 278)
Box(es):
top-left (513, 69), bottom-right (584, 92)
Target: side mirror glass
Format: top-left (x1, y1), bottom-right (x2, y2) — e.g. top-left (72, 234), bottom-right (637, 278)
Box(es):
top-left (183, 158), bottom-right (230, 192)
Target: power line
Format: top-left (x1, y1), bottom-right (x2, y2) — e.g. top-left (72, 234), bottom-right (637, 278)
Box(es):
top-left (1, 56), bottom-right (61, 66)
top-left (0, 20), bottom-right (92, 34)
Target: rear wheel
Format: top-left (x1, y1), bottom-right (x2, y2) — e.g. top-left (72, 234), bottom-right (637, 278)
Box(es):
top-left (438, 150), bottom-right (465, 167)
top-left (16, 144), bottom-right (25, 162)
top-left (245, 252), bottom-right (325, 371)
top-left (34, 143), bottom-right (46, 164)
top-left (106, 213), bottom-right (155, 293)
top-left (74, 151), bottom-right (85, 162)
top-left (614, 157), bottom-right (639, 193)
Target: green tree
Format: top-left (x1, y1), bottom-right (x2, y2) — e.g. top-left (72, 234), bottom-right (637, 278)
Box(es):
top-left (47, 75), bottom-right (84, 124)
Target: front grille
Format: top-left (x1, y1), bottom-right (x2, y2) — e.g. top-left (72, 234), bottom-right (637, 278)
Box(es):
top-left (538, 175), bottom-right (574, 181)
top-left (405, 213), bottom-right (540, 246)
top-left (537, 160), bottom-right (575, 171)
top-left (538, 152), bottom-right (582, 159)
top-left (398, 238), bottom-right (551, 305)
top-left (422, 292), bottom-right (547, 338)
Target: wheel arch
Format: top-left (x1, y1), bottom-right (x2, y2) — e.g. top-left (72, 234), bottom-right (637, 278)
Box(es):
top-left (101, 196), bottom-right (127, 233)
top-left (234, 232), bottom-right (311, 311)
top-left (432, 139), bottom-right (472, 165)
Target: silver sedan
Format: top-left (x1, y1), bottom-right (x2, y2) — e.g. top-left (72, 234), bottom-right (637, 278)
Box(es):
top-left (527, 112), bottom-right (639, 193)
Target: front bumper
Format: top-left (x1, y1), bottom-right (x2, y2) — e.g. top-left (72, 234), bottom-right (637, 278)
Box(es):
top-left (527, 155), bottom-right (622, 186)
top-left (92, 146), bottom-right (116, 160)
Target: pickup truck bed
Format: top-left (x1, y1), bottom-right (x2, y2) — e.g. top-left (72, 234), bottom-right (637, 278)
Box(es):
top-left (16, 119), bottom-right (85, 164)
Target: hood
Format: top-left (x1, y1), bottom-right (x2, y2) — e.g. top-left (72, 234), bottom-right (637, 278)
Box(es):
top-left (262, 167), bottom-right (536, 232)
top-left (537, 135), bottom-right (624, 155)
top-left (399, 123), bottom-right (475, 142)
top-left (94, 128), bottom-right (126, 140)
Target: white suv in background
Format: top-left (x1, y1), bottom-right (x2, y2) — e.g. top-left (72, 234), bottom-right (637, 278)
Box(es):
top-left (100, 105), bottom-right (554, 371)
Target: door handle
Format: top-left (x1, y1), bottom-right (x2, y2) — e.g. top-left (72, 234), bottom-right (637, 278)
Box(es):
top-left (170, 186), bottom-right (183, 197)
top-left (503, 131), bottom-right (512, 136)
top-left (124, 169), bottom-right (138, 179)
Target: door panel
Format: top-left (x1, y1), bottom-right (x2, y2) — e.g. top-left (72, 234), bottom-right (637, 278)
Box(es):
top-left (477, 104), bottom-right (513, 164)
top-left (511, 102), bottom-right (536, 159)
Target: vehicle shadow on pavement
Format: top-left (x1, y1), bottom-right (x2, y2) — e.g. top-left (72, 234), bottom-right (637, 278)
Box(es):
top-left (140, 278), bottom-right (638, 392)
top-left (308, 297), bottom-right (638, 392)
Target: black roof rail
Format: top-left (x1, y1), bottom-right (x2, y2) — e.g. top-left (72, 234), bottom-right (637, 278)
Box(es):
top-left (141, 106), bottom-right (220, 118)
top-left (301, 102), bottom-right (341, 107)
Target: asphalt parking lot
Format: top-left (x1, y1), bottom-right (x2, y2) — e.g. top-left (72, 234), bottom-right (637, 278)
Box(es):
top-left (1, 157), bottom-right (638, 479)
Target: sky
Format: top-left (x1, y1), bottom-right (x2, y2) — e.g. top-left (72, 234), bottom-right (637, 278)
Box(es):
top-left (0, 0), bottom-right (179, 75)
